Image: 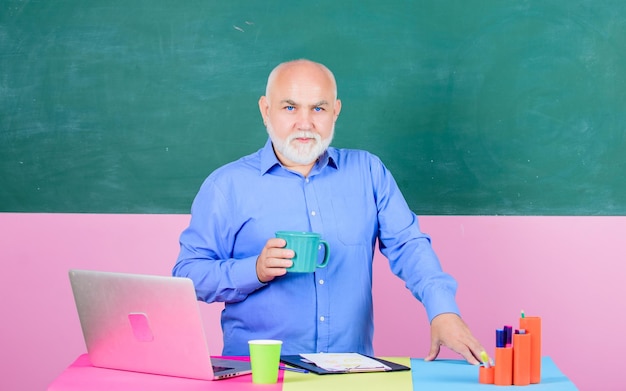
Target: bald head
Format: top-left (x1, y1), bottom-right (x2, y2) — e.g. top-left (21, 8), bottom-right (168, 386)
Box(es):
top-left (265, 59), bottom-right (338, 100)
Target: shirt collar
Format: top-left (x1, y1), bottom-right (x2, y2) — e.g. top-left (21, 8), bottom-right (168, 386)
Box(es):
top-left (259, 138), bottom-right (339, 175)
top-left (260, 138), bottom-right (281, 174)
top-left (321, 147), bottom-right (339, 170)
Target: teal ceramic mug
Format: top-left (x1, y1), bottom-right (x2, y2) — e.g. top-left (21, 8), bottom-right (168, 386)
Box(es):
top-left (275, 231), bottom-right (330, 273)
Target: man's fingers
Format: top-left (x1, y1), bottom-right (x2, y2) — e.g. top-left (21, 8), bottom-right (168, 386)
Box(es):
top-left (424, 340), bottom-right (441, 362)
top-left (458, 347), bottom-right (480, 365)
top-left (256, 239), bottom-right (295, 283)
top-left (445, 338), bottom-right (483, 365)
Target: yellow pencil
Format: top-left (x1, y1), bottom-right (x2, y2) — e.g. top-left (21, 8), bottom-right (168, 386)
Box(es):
top-left (480, 351), bottom-right (491, 368)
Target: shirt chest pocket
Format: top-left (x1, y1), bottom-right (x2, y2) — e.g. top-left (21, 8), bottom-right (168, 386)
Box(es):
top-left (331, 196), bottom-right (375, 245)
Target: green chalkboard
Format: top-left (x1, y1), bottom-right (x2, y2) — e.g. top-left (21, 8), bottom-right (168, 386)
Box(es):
top-left (2, 1), bottom-right (625, 215)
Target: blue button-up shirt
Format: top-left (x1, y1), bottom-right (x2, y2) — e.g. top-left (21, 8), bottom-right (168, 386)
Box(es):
top-left (174, 138), bottom-right (459, 356)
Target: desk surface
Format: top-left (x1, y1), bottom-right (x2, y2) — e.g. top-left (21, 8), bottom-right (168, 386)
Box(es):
top-left (47, 355), bottom-right (577, 391)
top-left (409, 357), bottom-right (578, 390)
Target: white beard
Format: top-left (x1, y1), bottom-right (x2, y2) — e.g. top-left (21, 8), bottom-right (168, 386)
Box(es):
top-left (267, 123), bottom-right (334, 165)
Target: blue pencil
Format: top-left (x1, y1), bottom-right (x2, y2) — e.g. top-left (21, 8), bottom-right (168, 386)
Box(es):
top-left (279, 365), bottom-right (310, 374)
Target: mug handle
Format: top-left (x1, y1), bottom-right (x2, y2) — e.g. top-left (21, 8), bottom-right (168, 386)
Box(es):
top-left (317, 240), bottom-right (330, 268)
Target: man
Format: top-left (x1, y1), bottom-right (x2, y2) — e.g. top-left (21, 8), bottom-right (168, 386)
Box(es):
top-left (173, 59), bottom-right (487, 364)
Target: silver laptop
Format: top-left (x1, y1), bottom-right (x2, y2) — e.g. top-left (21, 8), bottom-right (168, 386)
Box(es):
top-left (68, 269), bottom-right (252, 380)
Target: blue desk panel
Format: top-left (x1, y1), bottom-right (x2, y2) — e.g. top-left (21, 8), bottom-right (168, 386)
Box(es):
top-left (411, 357), bottom-right (578, 390)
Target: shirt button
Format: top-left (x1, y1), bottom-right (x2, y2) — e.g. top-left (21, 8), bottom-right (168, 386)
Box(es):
top-left (311, 211), bottom-right (316, 216)
top-left (319, 279), bottom-right (324, 285)
top-left (320, 316), bottom-right (325, 322)
top-left (305, 178), bottom-right (310, 183)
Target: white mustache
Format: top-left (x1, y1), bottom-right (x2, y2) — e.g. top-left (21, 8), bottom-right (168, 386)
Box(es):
top-left (287, 131), bottom-right (321, 143)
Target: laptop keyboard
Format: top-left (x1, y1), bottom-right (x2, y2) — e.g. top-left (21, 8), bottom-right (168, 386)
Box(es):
top-left (213, 365), bottom-right (232, 372)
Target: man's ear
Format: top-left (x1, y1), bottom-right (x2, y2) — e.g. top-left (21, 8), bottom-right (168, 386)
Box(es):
top-left (333, 99), bottom-right (342, 122)
top-left (258, 96), bottom-right (269, 126)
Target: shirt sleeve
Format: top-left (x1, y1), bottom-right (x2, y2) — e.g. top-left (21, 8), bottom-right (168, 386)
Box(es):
top-left (173, 177), bottom-right (266, 303)
top-left (371, 155), bottom-right (461, 322)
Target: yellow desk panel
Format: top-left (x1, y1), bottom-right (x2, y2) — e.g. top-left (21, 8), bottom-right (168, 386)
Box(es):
top-left (282, 357), bottom-right (412, 391)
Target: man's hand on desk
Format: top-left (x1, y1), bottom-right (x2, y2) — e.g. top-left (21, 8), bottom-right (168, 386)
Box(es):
top-left (424, 313), bottom-right (486, 365)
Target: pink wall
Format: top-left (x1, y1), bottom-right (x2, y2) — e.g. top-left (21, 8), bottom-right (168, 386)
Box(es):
top-left (1, 213), bottom-right (624, 391)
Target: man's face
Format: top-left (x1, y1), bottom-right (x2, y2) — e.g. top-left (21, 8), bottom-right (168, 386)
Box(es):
top-left (259, 63), bottom-right (341, 166)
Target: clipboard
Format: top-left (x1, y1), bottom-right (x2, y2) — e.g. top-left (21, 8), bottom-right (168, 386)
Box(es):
top-left (280, 354), bottom-right (411, 375)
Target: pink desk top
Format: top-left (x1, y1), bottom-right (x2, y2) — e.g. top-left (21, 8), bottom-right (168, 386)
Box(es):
top-left (48, 354), bottom-right (576, 391)
top-left (47, 354), bottom-right (284, 391)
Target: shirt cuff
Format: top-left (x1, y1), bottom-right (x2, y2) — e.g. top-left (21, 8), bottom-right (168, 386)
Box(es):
top-left (230, 255), bottom-right (266, 295)
top-left (422, 288), bottom-right (461, 323)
